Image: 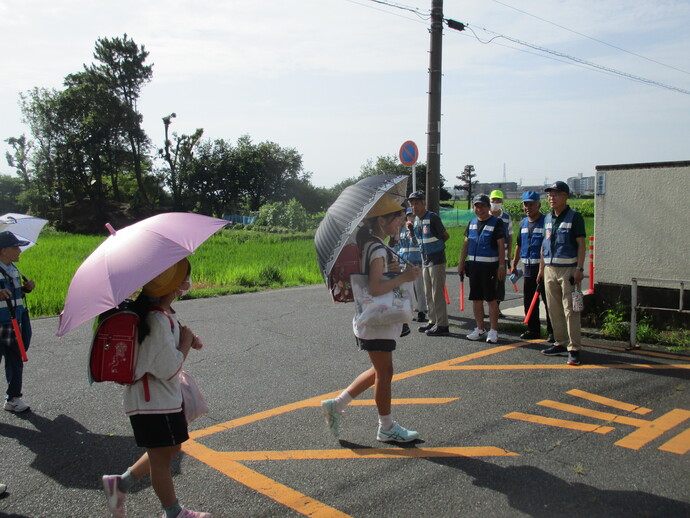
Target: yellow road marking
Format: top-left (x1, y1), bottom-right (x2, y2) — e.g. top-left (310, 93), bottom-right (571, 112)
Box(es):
top-left (659, 427), bottom-right (690, 455)
top-left (504, 412), bottom-right (615, 433)
top-left (615, 409), bottom-right (690, 450)
top-left (582, 342), bottom-right (690, 362)
top-left (567, 389), bottom-right (652, 415)
top-left (441, 364), bottom-right (690, 370)
top-left (215, 446), bottom-right (519, 461)
top-left (183, 440), bottom-right (350, 518)
top-left (537, 400), bottom-right (650, 427)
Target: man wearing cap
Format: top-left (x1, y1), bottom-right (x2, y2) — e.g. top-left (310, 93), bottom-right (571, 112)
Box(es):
top-left (511, 191), bottom-right (553, 341)
top-left (538, 181), bottom-right (586, 366)
top-left (489, 190), bottom-right (512, 315)
top-left (398, 207), bottom-right (428, 322)
top-left (458, 194), bottom-right (506, 343)
top-left (0, 231), bottom-right (36, 413)
top-left (408, 191), bottom-right (450, 336)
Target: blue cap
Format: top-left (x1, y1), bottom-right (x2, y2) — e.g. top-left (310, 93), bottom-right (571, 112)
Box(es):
top-left (0, 231), bottom-right (30, 249)
top-left (405, 207), bottom-right (413, 215)
top-left (522, 191), bottom-right (540, 202)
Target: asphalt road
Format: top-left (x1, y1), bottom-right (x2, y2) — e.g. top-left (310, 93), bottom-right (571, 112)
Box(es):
top-left (1, 272), bottom-right (688, 518)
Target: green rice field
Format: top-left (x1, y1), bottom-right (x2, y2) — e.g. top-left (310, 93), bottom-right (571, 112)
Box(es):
top-left (16, 217), bottom-right (594, 318)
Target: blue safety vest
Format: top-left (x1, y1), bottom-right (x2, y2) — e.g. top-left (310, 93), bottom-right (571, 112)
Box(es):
top-left (467, 216), bottom-right (500, 263)
top-left (397, 228), bottom-right (422, 265)
top-left (519, 215), bottom-right (546, 266)
top-left (542, 209), bottom-right (578, 267)
top-left (0, 263), bottom-right (27, 325)
top-left (415, 211), bottom-right (445, 256)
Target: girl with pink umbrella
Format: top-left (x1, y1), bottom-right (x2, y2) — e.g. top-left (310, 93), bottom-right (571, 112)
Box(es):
top-left (101, 258), bottom-right (210, 518)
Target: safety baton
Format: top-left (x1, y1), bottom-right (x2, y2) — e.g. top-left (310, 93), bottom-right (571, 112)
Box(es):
top-left (444, 285), bottom-right (450, 304)
top-left (4, 299), bottom-right (28, 362)
top-left (459, 274), bottom-right (465, 312)
top-left (523, 289), bottom-right (541, 325)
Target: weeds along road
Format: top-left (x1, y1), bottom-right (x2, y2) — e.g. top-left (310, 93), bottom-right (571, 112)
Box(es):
top-left (1, 274), bottom-right (689, 517)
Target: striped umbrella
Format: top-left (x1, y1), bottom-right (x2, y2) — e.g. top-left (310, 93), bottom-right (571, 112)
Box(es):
top-left (314, 175), bottom-right (408, 290)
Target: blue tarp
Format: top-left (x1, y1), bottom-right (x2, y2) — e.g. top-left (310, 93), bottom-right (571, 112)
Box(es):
top-left (222, 214), bottom-right (257, 225)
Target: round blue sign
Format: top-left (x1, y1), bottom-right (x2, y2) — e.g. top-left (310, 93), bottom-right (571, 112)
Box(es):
top-left (399, 141), bottom-right (418, 167)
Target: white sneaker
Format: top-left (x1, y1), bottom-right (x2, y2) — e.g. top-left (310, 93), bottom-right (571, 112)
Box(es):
top-left (466, 328), bottom-right (486, 341)
top-left (486, 329), bottom-right (499, 343)
top-left (4, 397), bottom-right (30, 413)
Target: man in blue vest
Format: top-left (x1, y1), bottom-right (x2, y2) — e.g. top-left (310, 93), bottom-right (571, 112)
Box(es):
top-left (0, 231), bottom-right (34, 413)
top-left (511, 191), bottom-right (553, 341)
top-left (489, 190), bottom-right (512, 316)
top-left (458, 194), bottom-right (506, 343)
top-left (538, 181), bottom-right (586, 366)
top-left (398, 208), bottom-right (428, 322)
top-left (408, 191), bottom-right (450, 336)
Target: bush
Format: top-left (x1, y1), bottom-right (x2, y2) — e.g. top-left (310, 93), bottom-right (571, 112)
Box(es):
top-left (257, 199), bottom-right (311, 232)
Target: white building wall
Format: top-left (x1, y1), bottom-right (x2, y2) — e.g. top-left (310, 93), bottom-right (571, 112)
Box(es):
top-left (594, 162), bottom-right (690, 287)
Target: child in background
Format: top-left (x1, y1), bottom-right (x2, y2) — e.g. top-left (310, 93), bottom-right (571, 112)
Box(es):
top-left (102, 258), bottom-right (210, 518)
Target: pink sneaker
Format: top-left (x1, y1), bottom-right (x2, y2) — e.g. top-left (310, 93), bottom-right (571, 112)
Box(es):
top-left (102, 475), bottom-right (126, 518)
top-left (165, 509), bottom-right (212, 518)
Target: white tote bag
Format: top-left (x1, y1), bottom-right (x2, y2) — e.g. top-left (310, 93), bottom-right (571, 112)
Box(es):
top-left (351, 273), bottom-right (416, 327)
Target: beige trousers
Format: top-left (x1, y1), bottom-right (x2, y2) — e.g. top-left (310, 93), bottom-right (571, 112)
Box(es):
top-left (544, 266), bottom-right (581, 351)
top-left (423, 263), bottom-right (448, 327)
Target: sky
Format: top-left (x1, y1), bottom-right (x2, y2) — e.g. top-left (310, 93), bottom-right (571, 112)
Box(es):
top-left (1, 0), bottom-right (689, 189)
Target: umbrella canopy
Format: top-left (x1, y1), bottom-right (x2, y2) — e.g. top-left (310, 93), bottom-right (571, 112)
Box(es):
top-left (0, 213), bottom-right (49, 250)
top-left (314, 174), bottom-right (408, 288)
top-left (56, 212), bottom-right (227, 337)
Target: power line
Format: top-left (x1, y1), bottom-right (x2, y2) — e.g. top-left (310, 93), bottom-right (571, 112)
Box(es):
top-left (490, 0), bottom-right (690, 76)
top-left (451, 21), bottom-right (690, 96)
top-left (352, 0), bottom-right (430, 20)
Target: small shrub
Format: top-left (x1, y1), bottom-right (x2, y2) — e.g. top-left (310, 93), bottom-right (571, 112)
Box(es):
top-left (601, 303), bottom-right (629, 340)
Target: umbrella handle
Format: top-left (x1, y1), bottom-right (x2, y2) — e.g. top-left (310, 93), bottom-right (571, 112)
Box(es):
top-left (382, 243), bottom-right (416, 268)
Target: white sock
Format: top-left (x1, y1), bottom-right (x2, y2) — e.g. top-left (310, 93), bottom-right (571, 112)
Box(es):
top-left (378, 414), bottom-right (394, 430)
top-left (334, 391), bottom-right (352, 414)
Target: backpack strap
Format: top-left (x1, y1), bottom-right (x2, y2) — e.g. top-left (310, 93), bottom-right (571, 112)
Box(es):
top-left (363, 239), bottom-right (388, 275)
top-left (139, 307), bottom-right (176, 403)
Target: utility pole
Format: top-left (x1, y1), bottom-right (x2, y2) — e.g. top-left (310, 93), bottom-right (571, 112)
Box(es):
top-left (426, 0), bottom-right (443, 214)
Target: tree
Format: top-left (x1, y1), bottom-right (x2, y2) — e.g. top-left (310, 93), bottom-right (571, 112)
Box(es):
top-left (5, 135), bottom-right (32, 188)
top-left (159, 113), bottom-right (203, 211)
top-left (455, 164), bottom-right (478, 209)
top-left (85, 34), bottom-right (154, 206)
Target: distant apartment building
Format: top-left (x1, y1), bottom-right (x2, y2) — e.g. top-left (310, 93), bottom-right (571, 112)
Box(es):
top-left (567, 174), bottom-right (595, 195)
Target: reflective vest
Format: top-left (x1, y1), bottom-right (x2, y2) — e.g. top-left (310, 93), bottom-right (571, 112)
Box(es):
top-left (415, 211), bottom-right (445, 256)
top-left (467, 216), bottom-right (500, 263)
top-left (397, 228), bottom-right (422, 265)
top-left (542, 209), bottom-right (578, 267)
top-left (519, 215), bottom-right (546, 266)
top-left (0, 263), bottom-right (26, 325)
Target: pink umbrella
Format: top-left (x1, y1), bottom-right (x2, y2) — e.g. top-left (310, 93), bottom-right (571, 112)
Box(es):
top-left (56, 212), bottom-right (227, 337)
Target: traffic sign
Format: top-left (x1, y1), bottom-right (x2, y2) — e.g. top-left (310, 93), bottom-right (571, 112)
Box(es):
top-left (399, 140), bottom-right (419, 167)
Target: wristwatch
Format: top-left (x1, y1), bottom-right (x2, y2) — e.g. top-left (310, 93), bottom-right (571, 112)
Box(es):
top-left (576, 267), bottom-right (584, 272)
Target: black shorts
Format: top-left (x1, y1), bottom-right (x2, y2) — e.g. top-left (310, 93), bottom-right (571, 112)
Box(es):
top-left (356, 337), bottom-right (396, 352)
top-left (466, 262), bottom-right (499, 302)
top-left (129, 411), bottom-right (189, 448)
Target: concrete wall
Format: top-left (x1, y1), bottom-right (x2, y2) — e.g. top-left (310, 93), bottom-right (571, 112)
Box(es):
top-left (594, 161), bottom-right (690, 287)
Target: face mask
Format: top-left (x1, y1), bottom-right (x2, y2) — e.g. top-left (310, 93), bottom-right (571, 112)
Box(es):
top-left (491, 202), bottom-right (502, 212)
top-left (178, 279), bottom-right (192, 297)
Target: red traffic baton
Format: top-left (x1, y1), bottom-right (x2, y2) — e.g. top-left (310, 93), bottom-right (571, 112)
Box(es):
top-left (444, 284), bottom-right (450, 304)
top-left (459, 275), bottom-right (465, 312)
top-left (4, 300), bottom-right (28, 362)
top-left (523, 288), bottom-right (541, 325)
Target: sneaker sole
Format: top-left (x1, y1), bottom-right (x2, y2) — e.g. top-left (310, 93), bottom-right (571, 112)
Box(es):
top-left (466, 335), bottom-right (485, 341)
top-left (377, 434), bottom-right (420, 443)
top-left (3, 405), bottom-right (30, 413)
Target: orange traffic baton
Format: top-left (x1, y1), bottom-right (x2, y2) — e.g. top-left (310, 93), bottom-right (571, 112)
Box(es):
top-left (459, 275), bottom-right (465, 312)
top-left (4, 299), bottom-right (28, 362)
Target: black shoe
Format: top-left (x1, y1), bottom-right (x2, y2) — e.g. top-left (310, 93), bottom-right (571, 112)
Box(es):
top-left (567, 351), bottom-right (581, 366)
top-left (541, 345), bottom-right (567, 356)
top-left (418, 323), bottom-right (434, 332)
top-left (547, 334), bottom-right (555, 343)
top-left (520, 331), bottom-right (540, 340)
top-left (498, 312), bottom-right (506, 318)
top-left (400, 323), bottom-right (411, 337)
top-left (426, 325), bottom-right (450, 336)
top-left (414, 312), bottom-right (428, 322)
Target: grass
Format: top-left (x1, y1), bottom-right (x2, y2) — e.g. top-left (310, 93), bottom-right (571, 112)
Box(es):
top-left (16, 228), bottom-right (322, 318)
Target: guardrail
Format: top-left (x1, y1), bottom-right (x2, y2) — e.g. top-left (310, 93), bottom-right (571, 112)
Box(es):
top-left (629, 277), bottom-right (688, 349)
